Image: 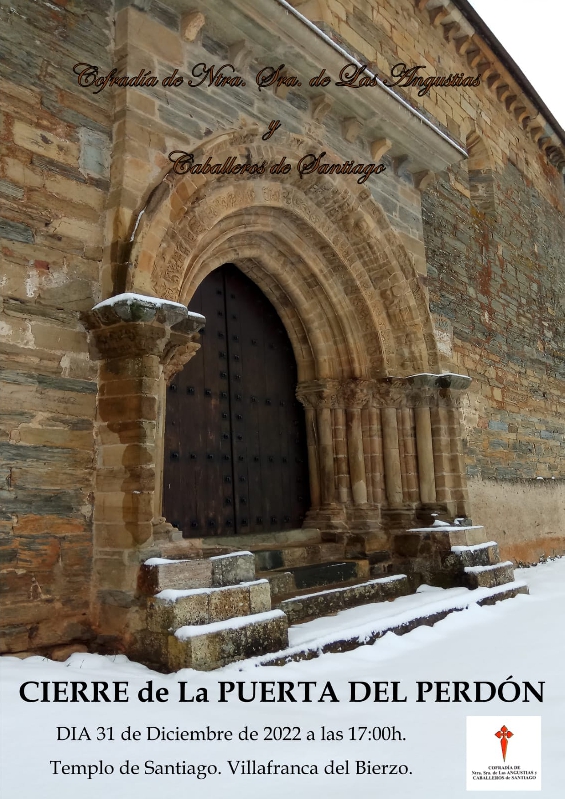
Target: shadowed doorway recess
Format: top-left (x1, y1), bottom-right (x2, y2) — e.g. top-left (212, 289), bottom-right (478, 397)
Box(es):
top-left (163, 264), bottom-right (310, 537)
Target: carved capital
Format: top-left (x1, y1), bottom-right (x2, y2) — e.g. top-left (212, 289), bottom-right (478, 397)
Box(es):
top-left (339, 379), bottom-right (372, 409)
top-left (162, 335), bottom-right (201, 384)
top-left (296, 379), bottom-right (340, 409)
top-left (84, 294), bottom-right (205, 368)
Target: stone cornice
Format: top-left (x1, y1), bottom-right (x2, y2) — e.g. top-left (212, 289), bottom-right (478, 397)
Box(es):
top-left (414, 0), bottom-right (565, 171)
top-left (178, 0), bottom-right (467, 174)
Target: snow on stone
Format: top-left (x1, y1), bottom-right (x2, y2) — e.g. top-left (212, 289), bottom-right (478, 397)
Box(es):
top-left (93, 292), bottom-right (192, 313)
top-left (464, 560), bottom-right (513, 574)
top-left (143, 556), bottom-right (191, 566)
top-left (156, 580), bottom-right (269, 603)
top-left (2, 559), bottom-right (564, 798)
top-left (282, 574), bottom-right (407, 604)
top-left (209, 551), bottom-right (253, 560)
top-left (408, 524), bottom-right (484, 532)
top-left (451, 541), bottom-right (497, 553)
top-left (175, 609), bottom-right (285, 640)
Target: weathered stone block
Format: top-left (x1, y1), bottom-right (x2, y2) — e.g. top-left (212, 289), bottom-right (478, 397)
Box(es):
top-left (167, 610), bottom-right (288, 671)
top-left (139, 558), bottom-right (213, 594)
top-left (210, 552), bottom-right (255, 586)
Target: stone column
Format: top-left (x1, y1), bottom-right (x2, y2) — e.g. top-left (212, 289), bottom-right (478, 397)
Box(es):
top-left (85, 294), bottom-right (204, 641)
top-left (380, 406), bottom-right (404, 507)
top-left (341, 380), bottom-right (371, 506)
top-left (297, 379), bottom-right (347, 532)
top-left (414, 405), bottom-right (436, 504)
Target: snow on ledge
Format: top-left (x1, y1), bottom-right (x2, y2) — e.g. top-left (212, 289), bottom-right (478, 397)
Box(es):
top-left (408, 525), bottom-right (484, 532)
top-left (281, 574), bottom-right (407, 604)
top-left (155, 580), bottom-right (269, 603)
top-left (209, 551), bottom-right (253, 560)
top-left (464, 561), bottom-right (513, 574)
top-left (175, 609), bottom-right (286, 640)
top-left (93, 293), bottom-right (191, 313)
top-left (245, 581), bottom-right (529, 666)
top-left (452, 541), bottom-right (497, 553)
top-left (143, 557), bottom-right (192, 567)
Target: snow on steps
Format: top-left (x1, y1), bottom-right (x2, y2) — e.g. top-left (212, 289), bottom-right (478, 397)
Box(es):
top-left (146, 580), bottom-right (272, 631)
top-left (259, 559), bottom-right (370, 599)
top-left (276, 574), bottom-right (410, 624)
top-left (139, 551), bottom-right (255, 593)
top-left (167, 610), bottom-right (288, 671)
top-left (244, 580), bottom-right (530, 668)
top-left (464, 561), bottom-right (515, 589)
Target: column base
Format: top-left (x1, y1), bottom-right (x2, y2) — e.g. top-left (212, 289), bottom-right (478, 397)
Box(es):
top-left (303, 504), bottom-right (349, 532)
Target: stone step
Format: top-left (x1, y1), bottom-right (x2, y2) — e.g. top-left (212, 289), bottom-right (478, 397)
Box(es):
top-left (451, 541), bottom-right (500, 568)
top-left (139, 551), bottom-right (255, 594)
top-left (464, 561), bottom-right (515, 589)
top-left (146, 579), bottom-right (271, 631)
top-left (276, 574), bottom-right (410, 624)
top-left (256, 581), bottom-right (530, 668)
top-left (259, 559), bottom-right (370, 598)
top-left (406, 524), bottom-right (489, 548)
top-left (200, 528), bottom-right (322, 551)
top-left (252, 541), bottom-right (345, 571)
top-left (167, 609), bottom-right (289, 671)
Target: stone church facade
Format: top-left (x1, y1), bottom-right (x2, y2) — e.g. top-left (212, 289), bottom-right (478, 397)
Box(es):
top-left (0, 0), bottom-right (563, 664)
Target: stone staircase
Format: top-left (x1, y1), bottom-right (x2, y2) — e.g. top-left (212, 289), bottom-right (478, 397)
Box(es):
top-left (137, 526), bottom-right (527, 672)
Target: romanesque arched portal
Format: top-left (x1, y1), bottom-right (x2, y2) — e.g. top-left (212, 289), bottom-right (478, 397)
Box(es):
top-left (85, 129), bottom-right (472, 642)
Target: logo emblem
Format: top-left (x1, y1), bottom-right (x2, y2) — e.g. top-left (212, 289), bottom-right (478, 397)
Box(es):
top-left (494, 725), bottom-right (514, 762)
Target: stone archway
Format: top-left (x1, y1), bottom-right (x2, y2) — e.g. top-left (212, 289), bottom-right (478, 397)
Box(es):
top-left (85, 128), bottom-right (472, 644)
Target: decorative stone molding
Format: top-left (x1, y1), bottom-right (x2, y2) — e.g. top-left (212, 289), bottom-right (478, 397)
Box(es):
top-left (411, 0), bottom-right (565, 170)
top-left (339, 379), bottom-right (372, 409)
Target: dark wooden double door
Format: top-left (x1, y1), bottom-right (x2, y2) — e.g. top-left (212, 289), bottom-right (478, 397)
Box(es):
top-left (163, 264), bottom-right (310, 537)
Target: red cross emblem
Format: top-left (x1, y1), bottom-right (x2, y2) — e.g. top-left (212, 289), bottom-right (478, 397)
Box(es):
top-left (495, 725), bottom-right (514, 761)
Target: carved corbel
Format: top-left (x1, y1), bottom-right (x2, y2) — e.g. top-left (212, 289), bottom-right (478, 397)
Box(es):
top-left (370, 137), bottom-right (392, 161)
top-left (342, 117), bottom-right (363, 143)
top-left (412, 170), bottom-right (436, 191)
top-left (181, 10), bottom-right (205, 41)
top-left (428, 6), bottom-right (450, 26)
top-left (229, 40), bottom-right (253, 71)
top-left (311, 94), bottom-right (334, 123)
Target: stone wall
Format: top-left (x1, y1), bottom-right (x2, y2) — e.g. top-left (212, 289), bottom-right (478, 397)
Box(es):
top-left (292, 0), bottom-right (565, 556)
top-left (0, 0), bottom-right (113, 654)
top-left (1, 0), bottom-right (563, 656)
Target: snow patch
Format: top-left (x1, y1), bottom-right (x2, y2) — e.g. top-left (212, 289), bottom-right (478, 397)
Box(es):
top-left (155, 579), bottom-right (269, 603)
top-left (175, 609), bottom-right (286, 640)
top-left (464, 561), bottom-right (513, 574)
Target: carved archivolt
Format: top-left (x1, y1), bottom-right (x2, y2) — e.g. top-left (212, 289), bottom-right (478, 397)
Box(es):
top-left (127, 128), bottom-right (440, 380)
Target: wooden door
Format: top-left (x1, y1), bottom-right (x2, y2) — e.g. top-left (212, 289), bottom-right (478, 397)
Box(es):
top-left (163, 264), bottom-right (310, 537)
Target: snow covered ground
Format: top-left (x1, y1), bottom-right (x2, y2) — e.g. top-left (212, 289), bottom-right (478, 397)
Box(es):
top-left (1, 558), bottom-right (564, 799)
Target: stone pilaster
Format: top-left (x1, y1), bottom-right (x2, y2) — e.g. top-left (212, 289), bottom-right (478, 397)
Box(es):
top-left (85, 294), bottom-right (204, 644)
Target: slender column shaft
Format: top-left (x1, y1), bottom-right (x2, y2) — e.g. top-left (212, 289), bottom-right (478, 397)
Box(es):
top-left (361, 407), bottom-right (373, 504)
top-left (303, 407), bottom-right (321, 508)
top-left (430, 405), bottom-right (452, 507)
top-left (400, 407), bottom-right (419, 502)
top-left (369, 406), bottom-right (385, 504)
top-left (333, 407), bottom-right (349, 503)
top-left (381, 406), bottom-right (403, 507)
top-left (318, 406), bottom-right (335, 505)
top-left (346, 407), bottom-right (367, 505)
top-left (446, 404), bottom-right (470, 516)
top-left (415, 406), bottom-right (437, 504)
